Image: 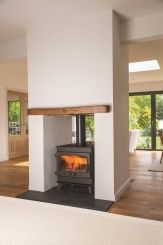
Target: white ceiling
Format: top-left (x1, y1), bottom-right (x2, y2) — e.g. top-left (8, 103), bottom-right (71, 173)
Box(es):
top-left (129, 39), bottom-right (163, 83)
top-left (0, 0), bottom-right (163, 42)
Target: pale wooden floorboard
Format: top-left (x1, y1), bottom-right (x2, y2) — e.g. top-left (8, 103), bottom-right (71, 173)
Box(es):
top-left (0, 157), bottom-right (29, 197)
top-left (110, 151), bottom-right (163, 221)
top-left (1, 152), bottom-right (163, 221)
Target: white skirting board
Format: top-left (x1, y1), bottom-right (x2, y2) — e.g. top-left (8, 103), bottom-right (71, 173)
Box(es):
top-left (115, 178), bottom-right (131, 202)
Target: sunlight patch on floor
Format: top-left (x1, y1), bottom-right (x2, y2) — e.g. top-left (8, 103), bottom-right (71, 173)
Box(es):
top-left (14, 161), bottom-right (29, 167)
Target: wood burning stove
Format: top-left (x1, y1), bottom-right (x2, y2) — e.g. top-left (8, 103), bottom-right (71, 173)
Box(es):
top-left (55, 115), bottom-right (94, 193)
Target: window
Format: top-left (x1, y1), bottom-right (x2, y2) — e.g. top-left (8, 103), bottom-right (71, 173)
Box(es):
top-left (85, 116), bottom-right (94, 142)
top-left (129, 91), bottom-right (163, 150)
top-left (8, 100), bottom-right (21, 135)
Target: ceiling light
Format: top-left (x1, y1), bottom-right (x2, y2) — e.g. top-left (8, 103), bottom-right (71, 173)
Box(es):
top-left (129, 60), bottom-right (160, 73)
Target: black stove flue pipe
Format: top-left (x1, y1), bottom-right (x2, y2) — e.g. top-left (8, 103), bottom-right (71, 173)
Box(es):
top-left (76, 115), bottom-right (86, 145)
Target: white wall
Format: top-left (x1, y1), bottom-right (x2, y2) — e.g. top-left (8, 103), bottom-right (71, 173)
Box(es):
top-left (113, 14), bottom-right (130, 199)
top-left (121, 13), bottom-right (163, 43)
top-left (29, 116), bottom-right (44, 190)
top-left (27, 5), bottom-right (116, 200)
top-left (29, 115), bottom-right (72, 191)
top-left (0, 86), bottom-right (8, 160)
top-left (0, 58), bottom-right (28, 161)
top-left (130, 81), bottom-right (163, 93)
top-left (0, 38), bottom-right (27, 61)
top-left (27, 7), bottom-right (113, 108)
top-left (94, 13), bottom-right (130, 201)
top-left (44, 116), bottom-right (72, 191)
top-left (95, 114), bottom-right (114, 200)
top-left (27, 4), bottom-right (129, 201)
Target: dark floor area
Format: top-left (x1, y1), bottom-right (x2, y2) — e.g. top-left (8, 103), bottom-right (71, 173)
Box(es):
top-left (17, 185), bottom-right (114, 212)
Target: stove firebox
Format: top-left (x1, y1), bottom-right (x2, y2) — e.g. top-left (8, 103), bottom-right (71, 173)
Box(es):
top-left (55, 115), bottom-right (94, 193)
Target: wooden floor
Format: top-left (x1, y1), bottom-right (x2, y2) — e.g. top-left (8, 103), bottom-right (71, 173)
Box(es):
top-left (0, 157), bottom-right (29, 197)
top-left (1, 152), bottom-right (163, 221)
top-left (110, 151), bottom-right (163, 221)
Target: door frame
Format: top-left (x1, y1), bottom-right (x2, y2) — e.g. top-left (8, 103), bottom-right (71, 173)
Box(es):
top-left (7, 90), bottom-right (28, 159)
top-left (129, 90), bottom-right (163, 151)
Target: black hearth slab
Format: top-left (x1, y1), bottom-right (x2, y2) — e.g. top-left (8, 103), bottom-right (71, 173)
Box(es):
top-left (17, 186), bottom-right (114, 212)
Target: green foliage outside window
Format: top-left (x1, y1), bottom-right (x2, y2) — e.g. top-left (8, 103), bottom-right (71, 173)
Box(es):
top-left (129, 95), bottom-right (152, 149)
top-left (129, 96), bottom-right (151, 130)
top-left (8, 101), bottom-right (21, 135)
top-left (129, 94), bottom-right (163, 149)
top-left (156, 95), bottom-right (163, 120)
top-left (8, 101), bottom-right (20, 122)
top-left (85, 116), bottom-right (94, 141)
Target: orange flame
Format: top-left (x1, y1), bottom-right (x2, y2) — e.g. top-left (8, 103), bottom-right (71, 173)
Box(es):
top-left (60, 155), bottom-right (87, 170)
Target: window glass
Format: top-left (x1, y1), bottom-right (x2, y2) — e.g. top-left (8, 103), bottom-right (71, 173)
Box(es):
top-left (8, 100), bottom-right (21, 135)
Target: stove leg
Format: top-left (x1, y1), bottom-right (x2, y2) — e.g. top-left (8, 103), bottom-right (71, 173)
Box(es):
top-left (71, 184), bottom-right (74, 191)
top-left (57, 183), bottom-right (62, 191)
top-left (88, 186), bottom-right (92, 194)
top-left (58, 183), bottom-right (67, 191)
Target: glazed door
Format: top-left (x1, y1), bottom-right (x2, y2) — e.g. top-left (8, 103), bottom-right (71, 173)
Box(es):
top-left (156, 93), bottom-right (163, 150)
top-left (129, 91), bottom-right (163, 150)
top-left (129, 94), bottom-right (152, 150)
top-left (8, 91), bottom-right (28, 159)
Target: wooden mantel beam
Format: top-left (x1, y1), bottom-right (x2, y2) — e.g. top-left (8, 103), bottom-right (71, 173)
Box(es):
top-left (28, 105), bottom-right (110, 116)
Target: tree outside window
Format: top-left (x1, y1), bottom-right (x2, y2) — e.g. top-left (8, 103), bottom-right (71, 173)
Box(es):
top-left (8, 101), bottom-right (21, 135)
